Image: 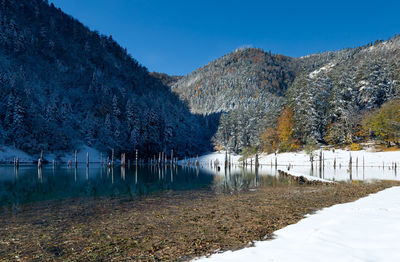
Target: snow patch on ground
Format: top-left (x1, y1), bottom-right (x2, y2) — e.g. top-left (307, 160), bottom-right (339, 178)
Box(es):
top-left (58, 146), bottom-right (104, 163)
top-left (186, 149), bottom-right (400, 182)
top-left (309, 62), bottom-right (336, 79)
top-left (178, 151), bottom-right (241, 166)
top-left (256, 149), bottom-right (400, 167)
top-left (0, 145), bottom-right (104, 163)
top-left (196, 186), bottom-right (400, 262)
top-left (0, 146), bottom-right (35, 163)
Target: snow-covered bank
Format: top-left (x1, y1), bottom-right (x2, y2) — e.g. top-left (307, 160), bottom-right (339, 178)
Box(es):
top-left (180, 149), bottom-right (400, 168)
top-left (181, 149), bottom-right (400, 182)
top-left (256, 149), bottom-right (400, 168)
top-left (0, 146), bottom-right (34, 163)
top-left (196, 186), bottom-right (400, 262)
top-left (0, 145), bottom-right (104, 163)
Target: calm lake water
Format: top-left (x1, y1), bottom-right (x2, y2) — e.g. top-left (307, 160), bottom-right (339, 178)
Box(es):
top-left (0, 163), bottom-right (398, 206)
top-left (0, 165), bottom-right (287, 206)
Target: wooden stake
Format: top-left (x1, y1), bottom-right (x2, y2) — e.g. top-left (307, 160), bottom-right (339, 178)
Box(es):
top-left (111, 149), bottom-right (114, 167)
top-left (136, 149), bottom-right (138, 167)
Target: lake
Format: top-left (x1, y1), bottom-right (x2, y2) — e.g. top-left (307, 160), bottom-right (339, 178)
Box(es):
top-left (0, 163), bottom-right (398, 206)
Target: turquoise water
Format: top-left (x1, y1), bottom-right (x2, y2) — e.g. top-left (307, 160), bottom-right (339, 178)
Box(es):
top-left (0, 165), bottom-right (286, 206)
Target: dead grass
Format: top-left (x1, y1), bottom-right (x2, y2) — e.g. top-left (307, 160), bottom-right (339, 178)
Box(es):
top-left (373, 145), bottom-right (400, 152)
top-left (0, 181), bottom-right (399, 261)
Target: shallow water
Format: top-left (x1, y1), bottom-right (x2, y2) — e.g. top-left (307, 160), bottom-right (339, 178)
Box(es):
top-left (0, 163), bottom-right (397, 206)
top-left (0, 164), bottom-right (290, 206)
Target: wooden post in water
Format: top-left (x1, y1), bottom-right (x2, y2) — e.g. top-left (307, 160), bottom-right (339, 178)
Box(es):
top-left (196, 155), bottom-right (199, 167)
top-left (275, 155), bottom-right (277, 169)
top-left (349, 153), bottom-right (352, 173)
top-left (136, 149), bottom-right (138, 168)
top-left (111, 149), bottom-right (114, 167)
top-left (319, 149), bottom-right (322, 174)
top-left (310, 153), bottom-right (314, 171)
top-left (171, 149), bottom-right (174, 167)
top-left (255, 154), bottom-right (259, 168)
top-left (356, 157), bottom-right (358, 169)
top-left (52, 159), bottom-right (55, 168)
top-left (38, 158), bottom-right (42, 169)
top-left (75, 150), bottom-right (77, 168)
top-left (86, 152), bottom-right (89, 167)
top-left (121, 153), bottom-right (125, 168)
top-left (334, 157), bottom-right (336, 169)
top-left (224, 150), bottom-right (228, 169)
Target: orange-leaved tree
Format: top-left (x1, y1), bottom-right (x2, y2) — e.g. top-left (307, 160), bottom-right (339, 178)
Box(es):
top-left (276, 106), bottom-right (299, 152)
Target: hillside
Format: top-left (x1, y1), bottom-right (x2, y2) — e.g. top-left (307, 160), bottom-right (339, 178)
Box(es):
top-left (172, 48), bottom-right (298, 151)
top-left (0, 0), bottom-right (212, 158)
top-left (288, 38), bottom-right (400, 144)
top-left (173, 39), bottom-right (400, 152)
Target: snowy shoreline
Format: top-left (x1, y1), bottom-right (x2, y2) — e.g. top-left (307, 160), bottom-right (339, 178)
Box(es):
top-left (196, 186), bottom-right (400, 261)
top-left (180, 149), bottom-right (400, 169)
top-left (2, 146), bottom-right (399, 169)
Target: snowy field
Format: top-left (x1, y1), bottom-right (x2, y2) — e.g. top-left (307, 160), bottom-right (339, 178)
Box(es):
top-left (196, 186), bottom-right (400, 262)
top-left (181, 150), bottom-right (400, 182)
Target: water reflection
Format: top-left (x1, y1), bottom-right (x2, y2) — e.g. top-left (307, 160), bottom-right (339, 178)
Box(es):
top-left (0, 165), bottom-right (216, 206)
top-left (1, 161), bottom-right (398, 206)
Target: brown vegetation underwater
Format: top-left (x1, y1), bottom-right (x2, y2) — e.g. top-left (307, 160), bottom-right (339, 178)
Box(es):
top-left (0, 181), bottom-right (398, 261)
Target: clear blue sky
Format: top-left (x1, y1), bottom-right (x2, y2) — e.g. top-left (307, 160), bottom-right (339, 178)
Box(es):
top-left (50, 0), bottom-right (400, 76)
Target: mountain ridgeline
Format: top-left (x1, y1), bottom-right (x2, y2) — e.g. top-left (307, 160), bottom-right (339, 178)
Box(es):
top-left (172, 48), bottom-right (297, 151)
top-left (172, 40), bottom-right (400, 152)
top-left (0, 0), bottom-right (216, 158)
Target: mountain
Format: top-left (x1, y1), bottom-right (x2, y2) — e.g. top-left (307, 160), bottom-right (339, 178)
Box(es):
top-left (0, 0), bottom-right (212, 158)
top-left (172, 39), bottom-right (400, 152)
top-left (288, 39), bottom-right (400, 144)
top-left (171, 48), bottom-right (299, 151)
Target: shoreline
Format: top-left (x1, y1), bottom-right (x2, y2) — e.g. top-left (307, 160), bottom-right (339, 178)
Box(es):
top-left (1, 181), bottom-right (398, 261)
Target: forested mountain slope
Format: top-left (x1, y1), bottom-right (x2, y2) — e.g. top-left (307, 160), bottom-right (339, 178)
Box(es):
top-left (172, 48), bottom-right (298, 151)
top-left (0, 0), bottom-right (213, 157)
top-left (288, 38), bottom-right (400, 144)
top-left (173, 38), bottom-right (400, 152)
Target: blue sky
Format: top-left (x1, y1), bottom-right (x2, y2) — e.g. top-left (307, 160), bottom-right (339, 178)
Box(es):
top-left (50, 0), bottom-right (400, 76)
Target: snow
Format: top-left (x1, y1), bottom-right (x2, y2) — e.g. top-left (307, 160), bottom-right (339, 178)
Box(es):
top-left (281, 170), bottom-right (334, 183)
top-left (309, 62), bottom-right (336, 79)
top-left (0, 146), bottom-right (34, 163)
top-left (0, 145), bottom-right (104, 163)
top-left (185, 149), bottom-right (400, 182)
top-left (58, 145), bottom-right (104, 163)
top-left (196, 186), bottom-right (400, 262)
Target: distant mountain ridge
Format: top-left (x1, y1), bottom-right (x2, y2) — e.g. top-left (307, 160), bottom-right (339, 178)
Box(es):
top-left (172, 38), bottom-right (400, 150)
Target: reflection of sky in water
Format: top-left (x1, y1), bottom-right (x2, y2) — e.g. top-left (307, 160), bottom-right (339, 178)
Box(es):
top-left (0, 163), bottom-right (398, 206)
